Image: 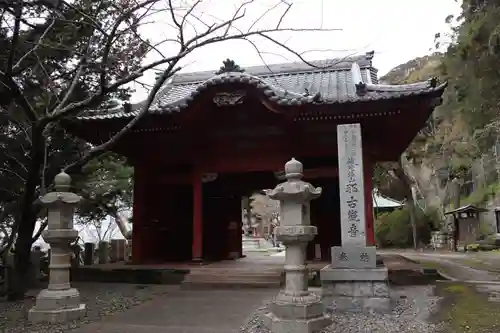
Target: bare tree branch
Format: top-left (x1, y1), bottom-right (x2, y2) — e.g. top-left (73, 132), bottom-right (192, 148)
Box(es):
top-left (63, 63), bottom-right (182, 174)
top-left (5, 0), bottom-right (23, 76)
top-left (31, 219), bottom-right (47, 243)
top-left (248, 0), bottom-right (285, 32)
top-left (0, 168), bottom-right (26, 182)
top-left (100, 0), bottom-right (160, 90)
top-left (12, 18), bottom-right (56, 73)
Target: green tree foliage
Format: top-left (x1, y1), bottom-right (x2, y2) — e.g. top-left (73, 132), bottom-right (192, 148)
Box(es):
top-left (375, 207), bottom-right (437, 248)
top-left (0, 0), bottom-right (152, 299)
top-left (430, 0), bottom-right (500, 171)
top-left (74, 153), bottom-right (133, 224)
top-left (442, 1), bottom-right (500, 132)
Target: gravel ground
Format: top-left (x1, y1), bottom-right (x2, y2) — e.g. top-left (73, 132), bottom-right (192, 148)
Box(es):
top-left (0, 282), bottom-right (174, 333)
top-left (240, 285), bottom-right (446, 333)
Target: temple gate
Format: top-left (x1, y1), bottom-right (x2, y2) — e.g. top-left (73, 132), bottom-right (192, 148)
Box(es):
top-left (65, 52), bottom-right (446, 264)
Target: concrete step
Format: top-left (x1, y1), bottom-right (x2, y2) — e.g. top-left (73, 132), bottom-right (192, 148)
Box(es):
top-left (189, 269), bottom-right (282, 277)
top-left (181, 280), bottom-right (281, 290)
top-left (181, 270), bottom-right (282, 289)
top-left (184, 275), bottom-right (281, 283)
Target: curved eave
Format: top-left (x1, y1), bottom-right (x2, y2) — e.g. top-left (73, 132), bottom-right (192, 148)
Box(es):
top-left (77, 73), bottom-right (448, 121)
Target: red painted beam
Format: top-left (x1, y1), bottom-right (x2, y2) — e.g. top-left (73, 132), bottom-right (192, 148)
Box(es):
top-left (303, 167), bottom-right (338, 179)
top-left (202, 154), bottom-right (290, 173)
top-left (363, 158), bottom-right (375, 246)
top-left (275, 167), bottom-right (339, 179)
top-left (191, 170), bottom-right (203, 261)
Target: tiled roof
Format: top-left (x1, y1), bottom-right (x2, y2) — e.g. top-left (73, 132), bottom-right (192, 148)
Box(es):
top-left (444, 204), bottom-right (489, 215)
top-left (79, 52), bottom-right (447, 120)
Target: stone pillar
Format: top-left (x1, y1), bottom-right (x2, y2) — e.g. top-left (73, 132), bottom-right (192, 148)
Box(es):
top-left (98, 241), bottom-right (109, 264)
top-left (110, 239), bottom-right (126, 262)
top-left (70, 242), bottom-right (81, 269)
top-left (262, 158), bottom-right (331, 333)
top-left (29, 171), bottom-right (86, 323)
top-left (320, 123), bottom-right (391, 313)
top-left (126, 240), bottom-right (133, 263)
top-left (83, 242), bottom-right (95, 265)
top-left (29, 246), bottom-right (43, 288)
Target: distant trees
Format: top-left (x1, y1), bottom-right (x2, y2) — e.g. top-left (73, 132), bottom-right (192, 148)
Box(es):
top-left (242, 193), bottom-right (279, 237)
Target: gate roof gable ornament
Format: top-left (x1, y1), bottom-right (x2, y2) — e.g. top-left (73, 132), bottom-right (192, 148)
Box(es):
top-left (215, 58), bottom-right (245, 75)
top-left (267, 158), bottom-right (322, 201)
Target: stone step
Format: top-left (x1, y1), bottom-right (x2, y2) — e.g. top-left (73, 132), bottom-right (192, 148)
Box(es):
top-left (182, 269), bottom-right (283, 289)
top-left (187, 270), bottom-right (281, 277)
top-left (183, 274), bottom-right (281, 283)
top-left (181, 280), bottom-right (281, 290)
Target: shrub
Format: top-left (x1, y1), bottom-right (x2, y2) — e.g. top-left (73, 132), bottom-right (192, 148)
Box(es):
top-left (375, 205), bottom-right (437, 248)
top-left (466, 243), bottom-right (480, 252)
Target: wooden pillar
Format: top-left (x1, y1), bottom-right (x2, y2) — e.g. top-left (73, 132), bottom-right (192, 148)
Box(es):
top-left (192, 170), bottom-right (203, 261)
top-left (131, 167), bottom-right (146, 264)
top-left (227, 196), bottom-right (243, 259)
top-left (363, 156), bottom-right (375, 246)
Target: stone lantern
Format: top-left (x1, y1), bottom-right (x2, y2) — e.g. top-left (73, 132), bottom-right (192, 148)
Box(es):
top-left (262, 158), bottom-right (331, 333)
top-left (29, 171), bottom-right (86, 323)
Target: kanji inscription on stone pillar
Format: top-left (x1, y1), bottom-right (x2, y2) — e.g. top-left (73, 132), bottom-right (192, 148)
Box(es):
top-left (337, 123), bottom-right (366, 246)
top-left (333, 123), bottom-right (376, 268)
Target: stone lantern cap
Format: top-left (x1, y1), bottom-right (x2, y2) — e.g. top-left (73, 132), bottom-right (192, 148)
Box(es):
top-left (266, 158), bottom-right (322, 202)
top-left (39, 171), bottom-right (81, 206)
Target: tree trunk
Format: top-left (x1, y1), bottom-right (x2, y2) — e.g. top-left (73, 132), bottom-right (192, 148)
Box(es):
top-left (8, 127), bottom-right (44, 300)
top-left (451, 178), bottom-right (461, 252)
top-left (113, 213), bottom-right (132, 240)
top-left (410, 186), bottom-right (420, 249)
top-left (407, 195), bottom-right (418, 249)
top-left (393, 157), bottom-right (419, 249)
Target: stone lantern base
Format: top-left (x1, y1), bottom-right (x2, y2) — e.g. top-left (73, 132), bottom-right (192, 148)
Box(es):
top-left (28, 288), bottom-right (86, 323)
top-left (320, 265), bottom-right (391, 313)
top-left (262, 292), bottom-right (332, 333)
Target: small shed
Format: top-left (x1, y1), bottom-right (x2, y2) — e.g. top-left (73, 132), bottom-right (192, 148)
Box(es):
top-left (372, 190), bottom-right (403, 215)
top-left (494, 207), bottom-right (500, 234)
top-left (445, 204), bottom-right (489, 246)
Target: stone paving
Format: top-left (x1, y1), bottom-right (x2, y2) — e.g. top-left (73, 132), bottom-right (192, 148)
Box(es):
top-left (382, 251), bottom-right (500, 282)
top-left (70, 287), bottom-right (277, 333)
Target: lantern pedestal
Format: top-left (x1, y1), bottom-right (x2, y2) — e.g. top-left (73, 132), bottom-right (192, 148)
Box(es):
top-left (28, 172), bottom-right (86, 323)
top-left (28, 289), bottom-right (86, 323)
top-left (261, 158), bottom-right (331, 333)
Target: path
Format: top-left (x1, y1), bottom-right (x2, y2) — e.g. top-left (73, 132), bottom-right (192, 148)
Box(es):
top-left (71, 287), bottom-right (276, 333)
top-left (381, 251), bottom-right (500, 282)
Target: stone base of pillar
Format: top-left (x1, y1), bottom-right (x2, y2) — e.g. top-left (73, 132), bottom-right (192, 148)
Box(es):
top-left (28, 288), bottom-right (86, 323)
top-left (320, 265), bottom-right (391, 314)
top-left (261, 291), bottom-right (332, 333)
top-left (228, 251), bottom-right (239, 259)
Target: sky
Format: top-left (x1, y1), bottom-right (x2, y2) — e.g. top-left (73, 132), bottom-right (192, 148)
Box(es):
top-left (130, 0), bottom-right (461, 102)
